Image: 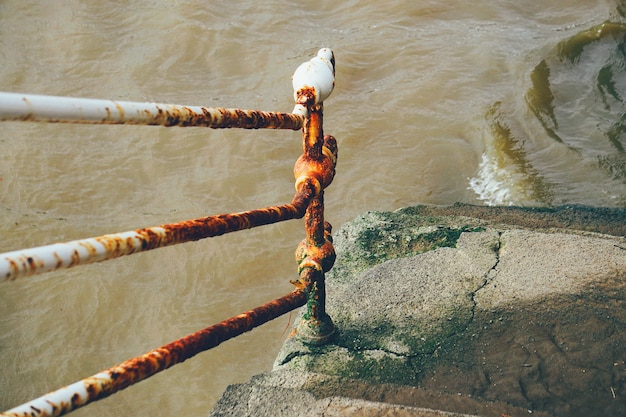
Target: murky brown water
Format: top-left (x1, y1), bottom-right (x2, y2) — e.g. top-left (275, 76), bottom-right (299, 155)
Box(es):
top-left (0, 1), bottom-right (625, 415)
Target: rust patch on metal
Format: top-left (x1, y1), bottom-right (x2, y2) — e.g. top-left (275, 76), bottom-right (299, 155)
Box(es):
top-left (0, 194), bottom-right (317, 282)
top-left (295, 86), bottom-right (316, 106)
top-left (5, 259), bottom-right (18, 281)
top-left (54, 252), bottom-right (63, 270)
top-left (296, 221), bottom-right (335, 274)
top-left (146, 205), bottom-right (302, 248)
top-left (293, 151), bottom-right (335, 191)
top-left (70, 249), bottom-right (80, 268)
top-left (100, 289), bottom-right (306, 393)
top-left (292, 178), bottom-right (316, 209)
top-left (114, 102), bottom-right (125, 121)
top-left (144, 105), bottom-right (303, 130)
top-left (0, 94), bottom-right (304, 130)
top-left (323, 134), bottom-right (338, 165)
top-left (104, 106), bottom-right (112, 123)
top-left (301, 105), bottom-right (324, 158)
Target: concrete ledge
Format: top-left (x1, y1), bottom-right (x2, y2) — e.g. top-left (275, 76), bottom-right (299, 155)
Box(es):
top-left (209, 371), bottom-right (544, 417)
top-left (210, 205), bottom-right (626, 417)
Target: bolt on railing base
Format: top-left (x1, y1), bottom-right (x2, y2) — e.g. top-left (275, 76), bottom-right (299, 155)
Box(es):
top-left (295, 314), bottom-right (336, 345)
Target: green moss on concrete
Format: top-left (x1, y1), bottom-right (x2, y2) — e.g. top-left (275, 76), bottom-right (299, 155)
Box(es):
top-left (332, 306), bottom-right (473, 357)
top-left (278, 342), bottom-right (420, 386)
top-left (275, 299), bottom-right (478, 388)
top-left (330, 349), bottom-right (420, 386)
top-left (327, 204), bottom-right (626, 286)
top-left (329, 209), bottom-right (487, 283)
top-left (270, 204), bottom-right (626, 417)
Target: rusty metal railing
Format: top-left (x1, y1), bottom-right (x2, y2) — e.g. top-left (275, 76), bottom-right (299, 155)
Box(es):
top-left (0, 48), bottom-right (337, 417)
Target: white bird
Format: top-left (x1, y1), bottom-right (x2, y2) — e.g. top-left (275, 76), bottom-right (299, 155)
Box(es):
top-left (292, 48), bottom-right (335, 114)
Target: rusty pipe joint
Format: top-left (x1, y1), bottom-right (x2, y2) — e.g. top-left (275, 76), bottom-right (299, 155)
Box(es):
top-left (295, 222), bottom-right (335, 274)
top-left (293, 156), bottom-right (332, 197)
top-left (289, 258), bottom-right (318, 291)
top-left (322, 134), bottom-right (338, 166)
top-left (293, 138), bottom-right (337, 194)
top-left (291, 221), bottom-right (335, 293)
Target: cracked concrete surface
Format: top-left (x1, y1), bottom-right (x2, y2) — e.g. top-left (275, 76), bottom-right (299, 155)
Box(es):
top-left (274, 231), bottom-right (502, 370)
top-left (272, 231), bottom-right (505, 375)
top-left (211, 205), bottom-right (626, 417)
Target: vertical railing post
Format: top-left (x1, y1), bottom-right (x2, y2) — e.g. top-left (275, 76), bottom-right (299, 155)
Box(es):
top-left (290, 48), bottom-right (337, 344)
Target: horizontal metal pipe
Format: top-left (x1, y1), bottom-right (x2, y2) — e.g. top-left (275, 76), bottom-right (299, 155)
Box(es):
top-left (0, 92), bottom-right (304, 130)
top-left (0, 290), bottom-right (307, 417)
top-left (0, 188), bottom-right (314, 282)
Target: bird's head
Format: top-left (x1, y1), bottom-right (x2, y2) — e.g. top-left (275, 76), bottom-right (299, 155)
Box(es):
top-left (317, 48), bottom-right (335, 76)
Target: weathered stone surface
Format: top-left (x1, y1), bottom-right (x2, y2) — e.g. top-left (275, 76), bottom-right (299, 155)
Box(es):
top-left (209, 370), bottom-right (536, 417)
top-left (211, 205), bottom-right (626, 417)
top-left (274, 231), bottom-right (502, 385)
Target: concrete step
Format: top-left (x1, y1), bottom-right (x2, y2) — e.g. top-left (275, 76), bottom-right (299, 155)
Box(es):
top-left (209, 371), bottom-right (553, 417)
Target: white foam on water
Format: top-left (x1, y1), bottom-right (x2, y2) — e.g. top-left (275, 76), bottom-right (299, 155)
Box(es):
top-left (468, 153), bottom-right (517, 206)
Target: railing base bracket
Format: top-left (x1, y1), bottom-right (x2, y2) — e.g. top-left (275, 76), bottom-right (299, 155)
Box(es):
top-left (295, 315), bottom-right (336, 345)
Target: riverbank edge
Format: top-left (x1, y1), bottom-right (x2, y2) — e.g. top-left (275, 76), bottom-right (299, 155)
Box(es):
top-left (209, 204), bottom-right (626, 417)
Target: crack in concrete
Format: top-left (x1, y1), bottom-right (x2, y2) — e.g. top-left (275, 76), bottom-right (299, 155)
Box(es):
top-left (468, 230), bottom-right (503, 326)
top-left (428, 230), bottom-right (503, 359)
top-left (278, 230), bottom-right (506, 367)
top-left (277, 350), bottom-right (306, 366)
top-left (342, 231), bottom-right (505, 361)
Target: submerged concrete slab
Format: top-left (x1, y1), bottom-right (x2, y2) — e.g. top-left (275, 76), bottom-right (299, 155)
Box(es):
top-left (211, 205), bottom-right (626, 417)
